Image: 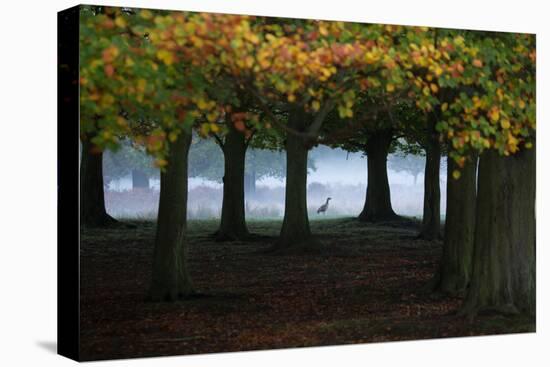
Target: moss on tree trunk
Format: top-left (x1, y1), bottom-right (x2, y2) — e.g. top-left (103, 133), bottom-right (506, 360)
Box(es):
top-left (435, 152), bottom-right (477, 295)
top-left (80, 138), bottom-right (117, 228)
top-left (461, 147), bottom-right (535, 317)
top-left (217, 125), bottom-right (250, 241)
top-left (358, 129), bottom-right (398, 222)
top-left (148, 131), bottom-right (194, 301)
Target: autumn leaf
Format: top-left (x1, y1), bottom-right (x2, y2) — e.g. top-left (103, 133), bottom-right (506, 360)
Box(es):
top-left (472, 59), bottom-right (483, 68)
top-left (234, 120), bottom-right (246, 131)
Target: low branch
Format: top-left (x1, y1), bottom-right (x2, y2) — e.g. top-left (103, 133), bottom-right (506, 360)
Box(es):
top-left (212, 132), bottom-right (224, 149)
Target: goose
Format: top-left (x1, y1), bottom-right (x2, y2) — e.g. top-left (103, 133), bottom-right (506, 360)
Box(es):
top-left (317, 197), bottom-right (332, 214)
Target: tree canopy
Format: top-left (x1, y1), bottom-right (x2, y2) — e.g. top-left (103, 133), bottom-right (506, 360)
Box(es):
top-left (79, 6), bottom-right (535, 174)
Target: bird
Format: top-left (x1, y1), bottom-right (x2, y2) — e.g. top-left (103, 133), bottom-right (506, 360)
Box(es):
top-left (317, 197), bottom-right (332, 214)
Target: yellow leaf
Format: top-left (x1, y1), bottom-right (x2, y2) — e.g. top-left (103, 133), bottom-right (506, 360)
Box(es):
top-left (200, 123), bottom-right (210, 136)
top-left (312, 100), bottom-right (320, 112)
top-left (210, 123), bottom-right (220, 133)
top-left (168, 131), bottom-right (178, 142)
top-left (287, 94), bottom-right (296, 102)
top-left (197, 98), bottom-right (209, 110)
top-left (386, 84), bottom-right (395, 92)
top-left (500, 119), bottom-right (511, 129)
top-left (137, 78), bottom-right (147, 93)
top-left (452, 170), bottom-right (461, 180)
top-left (525, 142), bottom-right (533, 149)
top-left (140, 10), bottom-right (153, 20)
top-left (207, 112), bottom-right (218, 123)
top-left (248, 33), bottom-right (260, 44)
top-left (422, 86), bottom-right (431, 96)
top-left (489, 108), bottom-right (500, 123)
top-left (155, 159), bottom-right (168, 168)
top-left (156, 49), bottom-right (174, 66)
top-left (430, 83), bottom-right (439, 93)
top-left (441, 102), bottom-right (448, 112)
top-left (114, 16), bottom-right (127, 28)
top-left (245, 55), bottom-right (254, 68)
top-left (116, 117), bottom-right (127, 127)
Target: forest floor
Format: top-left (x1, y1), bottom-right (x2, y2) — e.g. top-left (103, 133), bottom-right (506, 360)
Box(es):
top-left (80, 217), bottom-right (534, 361)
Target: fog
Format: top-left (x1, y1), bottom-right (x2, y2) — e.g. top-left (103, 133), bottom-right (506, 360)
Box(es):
top-left (104, 145), bottom-right (447, 221)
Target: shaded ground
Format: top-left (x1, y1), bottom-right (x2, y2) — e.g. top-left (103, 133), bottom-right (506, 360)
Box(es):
top-left (80, 218), bottom-right (534, 361)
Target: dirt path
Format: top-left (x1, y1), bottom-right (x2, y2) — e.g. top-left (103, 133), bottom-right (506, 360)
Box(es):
top-left (79, 218), bottom-right (534, 361)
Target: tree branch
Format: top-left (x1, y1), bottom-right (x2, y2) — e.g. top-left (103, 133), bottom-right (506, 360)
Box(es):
top-left (212, 132), bottom-right (224, 149)
top-left (245, 129), bottom-right (256, 148)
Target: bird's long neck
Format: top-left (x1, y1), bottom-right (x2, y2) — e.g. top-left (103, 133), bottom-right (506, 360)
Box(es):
top-left (325, 198), bottom-right (330, 204)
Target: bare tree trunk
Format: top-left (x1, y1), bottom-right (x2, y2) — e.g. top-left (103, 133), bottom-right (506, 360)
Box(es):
top-left (276, 108), bottom-right (314, 252)
top-left (80, 137), bottom-right (117, 227)
top-left (358, 129), bottom-right (398, 222)
top-left (148, 131), bottom-right (194, 301)
top-left (217, 125), bottom-right (249, 241)
top-left (461, 147), bottom-right (535, 317)
top-left (419, 116), bottom-right (441, 240)
top-left (435, 152), bottom-right (477, 295)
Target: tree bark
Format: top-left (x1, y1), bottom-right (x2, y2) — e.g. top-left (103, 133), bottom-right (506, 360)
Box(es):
top-left (435, 152), bottom-right (477, 295)
top-left (358, 129), bottom-right (398, 222)
top-left (148, 131), bottom-right (194, 301)
top-left (132, 169), bottom-right (149, 190)
top-left (80, 138), bottom-right (117, 227)
top-left (419, 117), bottom-right (441, 240)
top-left (277, 109), bottom-right (314, 251)
top-left (461, 147), bottom-right (535, 317)
top-left (217, 125), bottom-right (250, 241)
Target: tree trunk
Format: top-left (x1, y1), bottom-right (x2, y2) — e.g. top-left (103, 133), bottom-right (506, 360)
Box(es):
top-left (80, 138), bottom-right (117, 227)
top-left (217, 126), bottom-right (249, 241)
top-left (435, 152), bottom-right (477, 295)
top-left (132, 169), bottom-right (149, 189)
top-left (358, 129), bottom-right (398, 222)
top-left (419, 118), bottom-right (441, 240)
top-left (148, 131), bottom-right (194, 301)
top-left (277, 109), bottom-right (313, 251)
top-left (244, 169), bottom-right (256, 196)
top-left (461, 147), bottom-right (535, 317)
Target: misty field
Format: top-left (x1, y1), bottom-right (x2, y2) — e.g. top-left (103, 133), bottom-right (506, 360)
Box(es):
top-left (79, 218), bottom-right (533, 361)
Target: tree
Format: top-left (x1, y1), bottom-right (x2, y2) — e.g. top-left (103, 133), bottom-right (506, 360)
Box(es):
top-left (434, 152), bottom-right (477, 295)
top-left (400, 30), bottom-right (536, 315)
top-left (103, 140), bottom-right (159, 190)
top-left (80, 132), bottom-right (118, 227)
top-left (388, 151), bottom-right (425, 186)
top-left (323, 107), bottom-right (400, 223)
top-left (234, 21), bottom-right (409, 249)
top-left (419, 112), bottom-right (442, 239)
top-left (148, 130), bottom-right (194, 300)
top-left (80, 7), bottom-right (536, 311)
top-left (79, 7), bottom-right (219, 300)
top-left (213, 110), bottom-right (254, 241)
top-left (461, 147), bottom-right (535, 316)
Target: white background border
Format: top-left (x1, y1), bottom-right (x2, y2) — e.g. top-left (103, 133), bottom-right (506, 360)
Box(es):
top-left (0, 0), bottom-right (547, 365)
